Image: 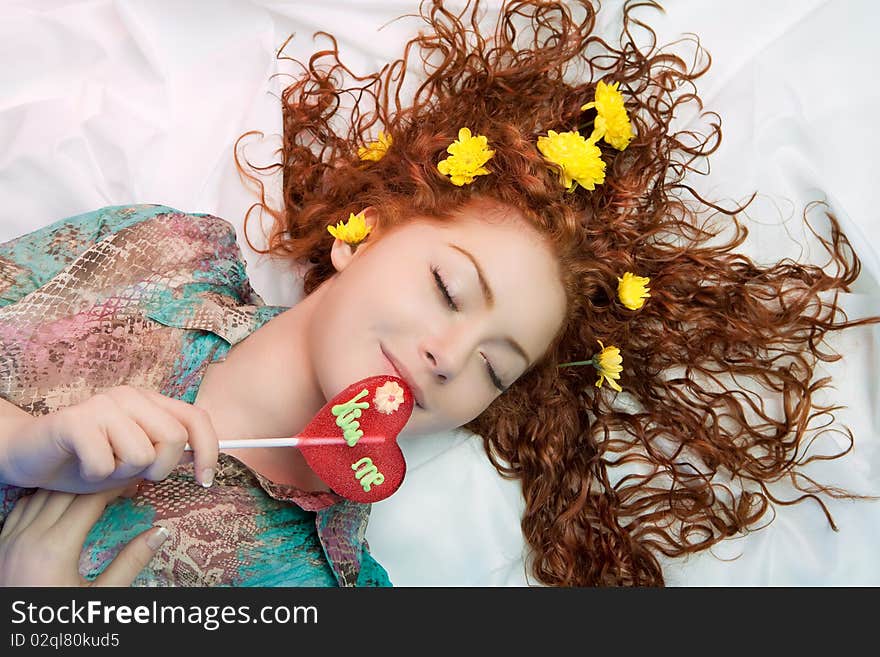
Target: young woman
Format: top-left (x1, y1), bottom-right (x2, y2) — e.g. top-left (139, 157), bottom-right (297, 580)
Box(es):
top-left (1, 0), bottom-right (877, 587)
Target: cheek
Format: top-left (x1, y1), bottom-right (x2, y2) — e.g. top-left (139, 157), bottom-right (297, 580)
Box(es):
top-left (350, 252), bottom-right (422, 315)
top-left (307, 283), bottom-right (371, 378)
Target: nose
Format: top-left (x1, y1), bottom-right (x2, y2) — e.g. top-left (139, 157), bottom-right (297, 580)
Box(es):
top-left (424, 349), bottom-right (450, 383)
top-left (422, 349), bottom-right (447, 382)
top-left (420, 326), bottom-right (475, 383)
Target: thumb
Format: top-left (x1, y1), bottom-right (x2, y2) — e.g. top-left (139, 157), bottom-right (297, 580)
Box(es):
top-left (91, 525), bottom-right (170, 587)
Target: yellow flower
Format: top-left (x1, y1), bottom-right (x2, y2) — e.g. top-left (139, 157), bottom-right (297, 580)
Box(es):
top-left (617, 272), bottom-right (651, 310)
top-left (437, 127), bottom-right (494, 186)
top-left (593, 340), bottom-right (623, 392)
top-left (536, 129), bottom-right (606, 192)
top-left (327, 211), bottom-right (372, 245)
top-left (358, 131), bottom-right (393, 162)
top-left (580, 80), bottom-right (634, 151)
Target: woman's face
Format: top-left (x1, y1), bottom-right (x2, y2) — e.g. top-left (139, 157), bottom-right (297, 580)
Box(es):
top-left (306, 199), bottom-right (567, 437)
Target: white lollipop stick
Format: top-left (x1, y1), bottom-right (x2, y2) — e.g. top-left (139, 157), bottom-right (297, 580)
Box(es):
top-left (184, 435), bottom-right (385, 451)
top-left (214, 437), bottom-right (304, 450)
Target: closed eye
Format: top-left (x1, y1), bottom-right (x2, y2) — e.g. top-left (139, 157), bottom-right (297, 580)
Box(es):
top-left (432, 265), bottom-right (459, 311)
top-left (482, 354), bottom-right (506, 392)
top-left (431, 265), bottom-right (506, 392)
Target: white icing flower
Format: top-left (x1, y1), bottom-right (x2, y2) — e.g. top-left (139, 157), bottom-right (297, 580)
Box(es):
top-left (373, 381), bottom-right (405, 414)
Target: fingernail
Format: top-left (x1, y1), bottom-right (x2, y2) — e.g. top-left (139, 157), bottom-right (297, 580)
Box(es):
top-left (200, 468), bottom-right (214, 488)
top-left (146, 525), bottom-right (170, 551)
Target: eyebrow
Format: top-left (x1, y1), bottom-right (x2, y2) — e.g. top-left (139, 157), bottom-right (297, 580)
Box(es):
top-left (447, 242), bottom-right (532, 366)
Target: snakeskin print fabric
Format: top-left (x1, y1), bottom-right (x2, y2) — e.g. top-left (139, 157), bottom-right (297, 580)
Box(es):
top-left (0, 204), bottom-right (391, 587)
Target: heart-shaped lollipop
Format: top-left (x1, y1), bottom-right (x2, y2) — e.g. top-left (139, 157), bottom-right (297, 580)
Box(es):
top-left (296, 374), bottom-right (412, 503)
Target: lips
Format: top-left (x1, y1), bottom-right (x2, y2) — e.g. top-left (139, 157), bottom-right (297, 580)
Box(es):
top-left (380, 344), bottom-right (426, 410)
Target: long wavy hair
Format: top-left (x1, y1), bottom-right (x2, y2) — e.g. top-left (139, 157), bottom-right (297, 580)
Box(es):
top-left (235, 0), bottom-right (880, 586)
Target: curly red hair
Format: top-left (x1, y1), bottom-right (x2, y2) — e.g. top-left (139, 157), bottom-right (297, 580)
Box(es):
top-left (235, 0), bottom-right (880, 586)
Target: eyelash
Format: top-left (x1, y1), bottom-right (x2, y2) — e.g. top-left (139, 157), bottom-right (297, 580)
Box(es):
top-left (431, 265), bottom-right (505, 392)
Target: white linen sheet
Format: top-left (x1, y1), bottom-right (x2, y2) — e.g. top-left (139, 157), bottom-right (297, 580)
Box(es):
top-left (1, 0), bottom-right (877, 585)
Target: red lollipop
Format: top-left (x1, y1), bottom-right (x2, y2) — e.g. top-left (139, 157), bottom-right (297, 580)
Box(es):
top-left (184, 375), bottom-right (413, 502)
top-left (295, 374), bottom-right (412, 503)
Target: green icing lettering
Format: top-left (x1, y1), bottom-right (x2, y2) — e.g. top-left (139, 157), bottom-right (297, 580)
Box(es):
top-left (332, 388), bottom-right (370, 446)
top-left (351, 457), bottom-right (385, 492)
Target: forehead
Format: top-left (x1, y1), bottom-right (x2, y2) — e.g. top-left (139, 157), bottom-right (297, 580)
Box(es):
top-left (420, 203), bottom-right (556, 272)
top-left (439, 224), bottom-right (535, 264)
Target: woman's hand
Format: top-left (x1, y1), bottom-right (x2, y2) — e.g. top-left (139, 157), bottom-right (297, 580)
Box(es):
top-left (0, 385), bottom-right (219, 493)
top-left (0, 486), bottom-right (170, 586)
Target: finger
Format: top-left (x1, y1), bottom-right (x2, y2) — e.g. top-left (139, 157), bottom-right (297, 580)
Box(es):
top-left (98, 409), bottom-right (156, 480)
top-left (61, 426), bottom-right (117, 483)
top-left (21, 490), bottom-right (77, 534)
top-left (105, 387), bottom-right (188, 481)
top-left (138, 424), bottom-right (188, 483)
top-left (91, 525), bottom-right (170, 587)
top-left (32, 460), bottom-right (137, 495)
top-left (11, 489), bottom-right (52, 533)
top-left (50, 488), bottom-right (126, 549)
top-left (140, 389), bottom-right (219, 487)
top-left (0, 492), bottom-right (34, 538)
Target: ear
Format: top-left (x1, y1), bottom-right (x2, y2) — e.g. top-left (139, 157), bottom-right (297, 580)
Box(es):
top-left (329, 206), bottom-right (380, 273)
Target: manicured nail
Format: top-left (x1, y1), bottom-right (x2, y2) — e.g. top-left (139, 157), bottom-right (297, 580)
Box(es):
top-left (146, 525), bottom-right (170, 551)
top-left (200, 468), bottom-right (214, 488)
